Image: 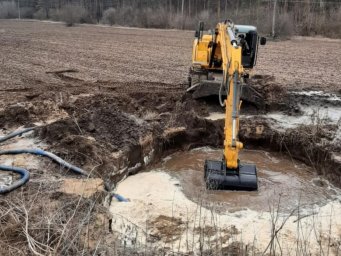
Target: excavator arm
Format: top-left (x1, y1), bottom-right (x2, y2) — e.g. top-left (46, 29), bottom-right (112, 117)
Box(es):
top-left (204, 21), bottom-right (258, 190)
top-left (216, 22), bottom-right (244, 169)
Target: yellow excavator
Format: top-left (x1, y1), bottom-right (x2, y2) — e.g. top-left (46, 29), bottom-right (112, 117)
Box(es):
top-left (188, 20), bottom-right (266, 190)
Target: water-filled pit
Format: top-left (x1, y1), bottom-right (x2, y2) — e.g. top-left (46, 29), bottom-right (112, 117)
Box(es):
top-left (148, 148), bottom-right (339, 213)
top-left (110, 148), bottom-right (341, 254)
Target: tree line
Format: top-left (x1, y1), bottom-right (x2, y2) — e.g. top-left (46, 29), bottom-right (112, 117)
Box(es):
top-left (0, 0), bottom-right (340, 37)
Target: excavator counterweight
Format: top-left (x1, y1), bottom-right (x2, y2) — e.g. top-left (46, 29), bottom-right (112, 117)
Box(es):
top-left (190, 20), bottom-right (266, 191)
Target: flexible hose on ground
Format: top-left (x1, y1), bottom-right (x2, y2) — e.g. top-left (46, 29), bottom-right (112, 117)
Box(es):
top-left (0, 128), bottom-right (88, 193)
top-left (0, 165), bottom-right (30, 194)
top-left (0, 149), bottom-right (88, 176)
top-left (0, 127), bottom-right (35, 143)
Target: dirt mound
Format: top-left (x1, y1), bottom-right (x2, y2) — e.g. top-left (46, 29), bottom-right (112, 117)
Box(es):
top-left (246, 75), bottom-right (292, 112)
top-left (240, 116), bottom-right (341, 187)
top-left (35, 96), bottom-right (151, 182)
top-left (38, 96), bottom-right (147, 148)
top-left (38, 126), bottom-right (121, 181)
top-left (272, 124), bottom-right (341, 186)
top-left (38, 119), bottom-right (80, 142)
top-left (0, 104), bottom-right (30, 128)
top-left (78, 106), bottom-right (146, 151)
top-left (0, 101), bottom-right (68, 129)
top-left (171, 111), bottom-right (224, 148)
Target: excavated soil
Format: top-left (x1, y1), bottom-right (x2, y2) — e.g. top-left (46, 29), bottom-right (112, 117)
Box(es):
top-left (0, 20), bottom-right (340, 255)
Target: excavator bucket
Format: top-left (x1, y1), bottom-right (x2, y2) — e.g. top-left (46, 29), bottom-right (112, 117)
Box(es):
top-left (204, 160), bottom-right (258, 191)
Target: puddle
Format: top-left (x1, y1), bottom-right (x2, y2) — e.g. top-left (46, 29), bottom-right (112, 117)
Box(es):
top-left (110, 148), bottom-right (341, 254)
top-left (205, 90), bottom-right (341, 132)
top-left (266, 105), bottom-right (341, 130)
top-left (148, 148), bottom-right (338, 213)
top-left (291, 90), bottom-right (341, 103)
top-left (267, 90), bottom-right (341, 129)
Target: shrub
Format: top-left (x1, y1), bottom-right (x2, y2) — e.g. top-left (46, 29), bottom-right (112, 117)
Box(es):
top-left (105, 6), bottom-right (172, 28)
top-left (20, 7), bottom-right (35, 19)
top-left (319, 7), bottom-right (341, 38)
top-left (33, 9), bottom-right (46, 20)
top-left (0, 1), bottom-right (18, 19)
top-left (119, 6), bottom-right (137, 26)
top-left (143, 7), bottom-right (170, 28)
top-left (168, 13), bottom-right (182, 29)
top-left (58, 5), bottom-right (89, 26)
top-left (197, 10), bottom-right (214, 28)
top-left (102, 8), bottom-right (116, 25)
top-left (276, 12), bottom-right (295, 38)
top-left (169, 13), bottom-right (196, 30)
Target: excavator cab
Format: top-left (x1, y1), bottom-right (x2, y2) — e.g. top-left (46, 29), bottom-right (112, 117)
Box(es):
top-left (188, 22), bottom-right (266, 101)
top-left (235, 25), bottom-right (266, 69)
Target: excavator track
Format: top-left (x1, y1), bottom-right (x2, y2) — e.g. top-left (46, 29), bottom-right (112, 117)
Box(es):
top-left (188, 68), bottom-right (265, 110)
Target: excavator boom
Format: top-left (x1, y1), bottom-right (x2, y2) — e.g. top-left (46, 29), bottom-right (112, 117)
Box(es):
top-left (192, 21), bottom-right (262, 190)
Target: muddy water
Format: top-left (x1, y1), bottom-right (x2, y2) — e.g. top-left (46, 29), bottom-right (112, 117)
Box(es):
top-left (149, 148), bottom-right (338, 213)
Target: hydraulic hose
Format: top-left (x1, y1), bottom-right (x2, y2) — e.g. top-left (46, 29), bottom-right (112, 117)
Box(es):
top-left (219, 82), bottom-right (226, 107)
top-left (0, 165), bottom-right (30, 194)
top-left (0, 149), bottom-right (88, 176)
top-left (219, 76), bottom-right (230, 107)
top-left (0, 127), bottom-right (35, 143)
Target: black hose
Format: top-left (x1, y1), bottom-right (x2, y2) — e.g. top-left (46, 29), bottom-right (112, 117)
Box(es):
top-left (0, 127), bottom-right (35, 143)
top-left (0, 149), bottom-right (88, 176)
top-left (0, 165), bottom-right (30, 194)
top-left (0, 128), bottom-right (88, 194)
top-left (219, 82), bottom-right (226, 107)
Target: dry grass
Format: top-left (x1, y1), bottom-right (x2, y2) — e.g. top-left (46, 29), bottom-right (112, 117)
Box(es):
top-left (0, 178), bottom-right (108, 255)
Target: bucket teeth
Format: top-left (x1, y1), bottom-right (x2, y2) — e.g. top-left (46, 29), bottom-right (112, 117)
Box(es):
top-left (204, 160), bottom-right (258, 191)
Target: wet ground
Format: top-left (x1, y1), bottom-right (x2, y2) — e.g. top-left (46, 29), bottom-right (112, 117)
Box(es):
top-left (111, 152), bottom-right (341, 255)
top-left (0, 20), bottom-right (340, 255)
top-left (207, 90), bottom-right (341, 127)
top-left (151, 148), bottom-right (339, 213)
